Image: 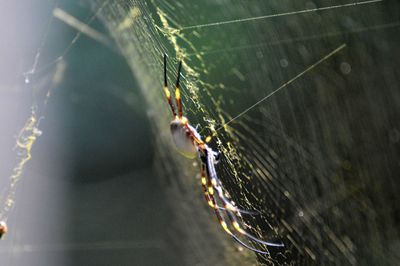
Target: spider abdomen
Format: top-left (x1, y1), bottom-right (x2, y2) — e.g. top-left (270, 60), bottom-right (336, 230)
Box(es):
top-left (170, 118), bottom-right (197, 159)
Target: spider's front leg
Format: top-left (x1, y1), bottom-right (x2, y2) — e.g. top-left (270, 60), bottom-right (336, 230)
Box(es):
top-left (198, 146), bottom-right (256, 215)
top-left (202, 147), bottom-right (285, 249)
top-left (199, 156), bottom-right (271, 254)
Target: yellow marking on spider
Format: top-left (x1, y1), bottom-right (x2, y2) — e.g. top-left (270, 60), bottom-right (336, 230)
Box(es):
top-left (164, 87), bottom-right (171, 98)
top-left (207, 200), bottom-right (215, 208)
top-left (205, 135), bottom-right (212, 143)
top-left (221, 221), bottom-right (231, 233)
top-left (233, 221), bottom-right (246, 234)
top-left (181, 116), bottom-right (188, 124)
top-left (208, 186), bottom-right (214, 195)
top-left (211, 178), bottom-right (217, 186)
top-left (175, 87), bottom-right (180, 99)
top-left (201, 176), bottom-right (207, 185)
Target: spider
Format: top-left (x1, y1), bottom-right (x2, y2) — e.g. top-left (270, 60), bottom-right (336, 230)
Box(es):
top-left (162, 54), bottom-right (284, 254)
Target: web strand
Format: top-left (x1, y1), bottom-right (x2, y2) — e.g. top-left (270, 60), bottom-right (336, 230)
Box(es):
top-left (188, 21), bottom-right (399, 57)
top-left (33, 1), bottom-right (112, 76)
top-left (215, 43), bottom-right (347, 131)
top-left (179, 0), bottom-right (383, 31)
top-left (53, 7), bottom-right (113, 50)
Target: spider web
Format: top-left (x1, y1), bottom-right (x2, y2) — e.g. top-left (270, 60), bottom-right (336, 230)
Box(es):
top-left (1, 0), bottom-right (400, 265)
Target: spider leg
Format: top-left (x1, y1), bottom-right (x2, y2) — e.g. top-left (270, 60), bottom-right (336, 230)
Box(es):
top-left (163, 54), bottom-right (177, 117)
top-left (200, 164), bottom-right (253, 213)
top-left (200, 163), bottom-right (270, 255)
top-left (204, 148), bottom-right (259, 215)
top-left (201, 164), bottom-right (216, 208)
top-left (205, 173), bottom-right (259, 215)
top-left (199, 150), bottom-right (252, 214)
top-left (175, 60), bottom-right (183, 118)
top-left (212, 174), bottom-right (284, 247)
top-left (205, 147), bottom-right (285, 248)
top-left (224, 201), bottom-right (284, 247)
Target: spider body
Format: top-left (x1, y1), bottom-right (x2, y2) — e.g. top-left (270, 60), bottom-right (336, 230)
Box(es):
top-left (162, 54), bottom-right (283, 255)
top-left (170, 117), bottom-right (198, 159)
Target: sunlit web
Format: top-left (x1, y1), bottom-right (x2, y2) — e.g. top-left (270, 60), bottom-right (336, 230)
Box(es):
top-left (2, 0), bottom-right (400, 265)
